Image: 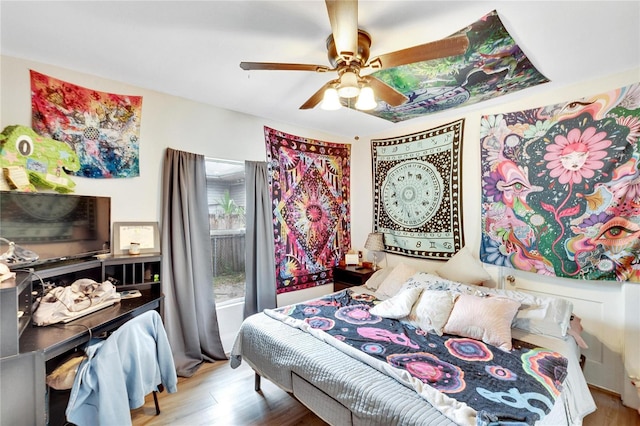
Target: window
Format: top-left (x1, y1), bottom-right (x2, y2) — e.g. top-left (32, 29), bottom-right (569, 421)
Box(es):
top-left (205, 158), bottom-right (246, 304)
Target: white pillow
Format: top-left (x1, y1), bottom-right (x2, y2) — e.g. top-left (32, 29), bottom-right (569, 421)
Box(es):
top-left (436, 246), bottom-right (491, 285)
top-left (443, 294), bottom-right (520, 351)
top-left (400, 272), bottom-right (485, 296)
top-left (404, 290), bottom-right (458, 336)
top-left (401, 270), bottom-right (574, 339)
top-left (483, 287), bottom-right (574, 338)
top-left (364, 268), bottom-right (392, 291)
top-left (370, 287), bottom-right (423, 319)
top-left (374, 263), bottom-right (418, 299)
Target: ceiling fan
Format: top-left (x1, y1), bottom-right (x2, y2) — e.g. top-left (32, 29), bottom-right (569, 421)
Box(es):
top-left (239, 0), bottom-right (469, 111)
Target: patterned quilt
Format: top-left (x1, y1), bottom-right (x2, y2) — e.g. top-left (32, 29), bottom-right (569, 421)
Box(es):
top-left (266, 290), bottom-right (568, 426)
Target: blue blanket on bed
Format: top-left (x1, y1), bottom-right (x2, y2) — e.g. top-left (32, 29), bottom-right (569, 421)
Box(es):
top-left (268, 290), bottom-right (568, 426)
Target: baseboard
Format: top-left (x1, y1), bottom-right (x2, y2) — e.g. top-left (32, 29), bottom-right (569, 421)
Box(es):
top-left (588, 383), bottom-right (621, 398)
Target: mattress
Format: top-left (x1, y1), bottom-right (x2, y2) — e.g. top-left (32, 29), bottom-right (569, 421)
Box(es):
top-left (231, 290), bottom-right (595, 426)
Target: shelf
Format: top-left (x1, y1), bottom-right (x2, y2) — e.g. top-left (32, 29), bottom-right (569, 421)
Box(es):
top-left (26, 258), bottom-right (102, 280)
top-left (0, 271), bottom-right (32, 357)
top-left (1, 253), bottom-right (163, 426)
top-left (1, 254), bottom-right (163, 358)
top-left (103, 254), bottom-right (161, 294)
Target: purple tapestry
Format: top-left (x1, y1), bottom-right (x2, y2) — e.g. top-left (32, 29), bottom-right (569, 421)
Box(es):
top-left (264, 127), bottom-right (351, 293)
top-left (480, 83), bottom-right (640, 282)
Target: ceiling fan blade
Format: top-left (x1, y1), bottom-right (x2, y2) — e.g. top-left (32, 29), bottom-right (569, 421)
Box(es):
top-left (299, 81), bottom-right (334, 110)
top-left (368, 34), bottom-right (469, 70)
top-left (364, 76), bottom-right (408, 107)
top-left (325, 0), bottom-right (358, 62)
top-left (240, 62), bottom-right (331, 72)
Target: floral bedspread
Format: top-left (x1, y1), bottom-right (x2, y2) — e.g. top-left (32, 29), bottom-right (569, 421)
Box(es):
top-left (266, 290), bottom-right (568, 426)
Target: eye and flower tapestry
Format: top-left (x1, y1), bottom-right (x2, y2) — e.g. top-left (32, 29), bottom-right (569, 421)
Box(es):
top-left (30, 70), bottom-right (142, 179)
top-left (480, 83), bottom-right (640, 282)
top-left (264, 126), bottom-right (351, 293)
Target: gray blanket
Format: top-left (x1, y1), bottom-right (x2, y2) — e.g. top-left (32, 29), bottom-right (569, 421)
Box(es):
top-left (232, 312), bottom-right (466, 426)
top-left (231, 311), bottom-right (593, 425)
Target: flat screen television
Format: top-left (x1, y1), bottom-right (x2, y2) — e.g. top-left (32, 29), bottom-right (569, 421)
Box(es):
top-left (0, 191), bottom-right (111, 267)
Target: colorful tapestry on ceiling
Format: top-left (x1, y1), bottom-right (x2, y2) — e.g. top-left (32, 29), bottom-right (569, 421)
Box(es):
top-left (360, 10), bottom-right (548, 123)
top-left (372, 119), bottom-right (465, 260)
top-left (30, 70), bottom-right (142, 178)
top-left (480, 83), bottom-right (640, 282)
top-left (264, 126), bottom-right (351, 293)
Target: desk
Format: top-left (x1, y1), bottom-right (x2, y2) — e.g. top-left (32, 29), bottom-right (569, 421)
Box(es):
top-left (21, 292), bottom-right (162, 361)
top-left (1, 291), bottom-right (163, 426)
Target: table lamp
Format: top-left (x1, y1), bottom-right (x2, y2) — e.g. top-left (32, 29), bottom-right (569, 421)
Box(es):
top-left (364, 232), bottom-right (384, 271)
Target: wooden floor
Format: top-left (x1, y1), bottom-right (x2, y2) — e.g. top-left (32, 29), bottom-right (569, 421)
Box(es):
top-left (131, 360), bottom-right (327, 426)
top-left (584, 386), bottom-right (640, 426)
top-left (132, 359), bottom-right (639, 426)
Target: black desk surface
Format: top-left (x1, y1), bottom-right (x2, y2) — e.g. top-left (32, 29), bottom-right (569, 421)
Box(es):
top-left (20, 292), bottom-right (162, 361)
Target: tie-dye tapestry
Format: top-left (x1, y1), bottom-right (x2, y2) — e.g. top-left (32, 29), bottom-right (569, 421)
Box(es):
top-left (372, 119), bottom-right (465, 259)
top-left (480, 83), bottom-right (640, 282)
top-left (363, 10), bottom-right (548, 123)
top-left (30, 70), bottom-right (142, 178)
top-left (264, 126), bottom-right (351, 293)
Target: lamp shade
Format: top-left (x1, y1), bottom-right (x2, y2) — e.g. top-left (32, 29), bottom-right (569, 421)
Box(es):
top-left (355, 86), bottom-right (376, 110)
top-left (337, 70), bottom-right (360, 98)
top-left (320, 87), bottom-right (341, 110)
top-left (364, 232), bottom-right (384, 252)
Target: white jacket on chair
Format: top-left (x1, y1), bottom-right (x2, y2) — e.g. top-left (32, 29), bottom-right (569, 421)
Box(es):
top-left (66, 310), bottom-right (178, 426)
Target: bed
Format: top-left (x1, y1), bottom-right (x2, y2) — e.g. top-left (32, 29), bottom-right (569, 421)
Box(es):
top-left (230, 268), bottom-right (596, 426)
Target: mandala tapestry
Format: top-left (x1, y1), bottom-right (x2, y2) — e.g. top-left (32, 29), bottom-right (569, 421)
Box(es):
top-left (264, 126), bottom-right (351, 293)
top-left (31, 70), bottom-right (142, 178)
top-left (372, 119), bottom-right (465, 259)
top-left (361, 10), bottom-right (548, 123)
top-left (480, 83), bottom-right (640, 282)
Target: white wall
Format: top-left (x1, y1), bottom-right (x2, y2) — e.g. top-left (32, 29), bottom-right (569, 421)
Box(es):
top-left (347, 66), bottom-right (640, 408)
top-left (0, 56), bottom-right (351, 224)
top-left (3, 55), bottom-right (639, 408)
top-left (0, 54), bottom-right (347, 354)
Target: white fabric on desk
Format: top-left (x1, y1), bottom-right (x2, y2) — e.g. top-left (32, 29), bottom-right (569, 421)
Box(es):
top-left (32, 278), bottom-right (121, 326)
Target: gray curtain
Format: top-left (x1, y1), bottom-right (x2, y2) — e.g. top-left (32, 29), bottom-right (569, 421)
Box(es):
top-left (244, 161), bottom-right (276, 318)
top-left (161, 148), bottom-right (227, 378)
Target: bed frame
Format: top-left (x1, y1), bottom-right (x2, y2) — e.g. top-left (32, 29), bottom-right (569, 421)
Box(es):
top-left (232, 310), bottom-right (594, 426)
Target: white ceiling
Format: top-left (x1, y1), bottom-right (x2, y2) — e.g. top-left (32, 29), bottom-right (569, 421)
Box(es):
top-left (2, 1), bottom-right (639, 140)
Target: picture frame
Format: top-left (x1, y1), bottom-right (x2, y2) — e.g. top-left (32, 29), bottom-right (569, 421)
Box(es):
top-left (345, 253), bottom-right (359, 265)
top-left (112, 222), bottom-right (160, 255)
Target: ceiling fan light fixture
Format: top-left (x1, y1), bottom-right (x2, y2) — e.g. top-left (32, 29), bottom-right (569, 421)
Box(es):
top-left (320, 87), bottom-right (342, 110)
top-left (355, 86), bottom-right (377, 110)
top-left (337, 70), bottom-right (360, 98)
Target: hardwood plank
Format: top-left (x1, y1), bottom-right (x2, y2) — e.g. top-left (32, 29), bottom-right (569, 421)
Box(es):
top-left (131, 360), bottom-right (327, 426)
top-left (133, 360), bottom-right (639, 426)
top-left (583, 385), bottom-right (640, 426)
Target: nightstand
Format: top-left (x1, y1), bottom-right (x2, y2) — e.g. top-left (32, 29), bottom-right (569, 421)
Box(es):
top-left (333, 265), bottom-right (375, 291)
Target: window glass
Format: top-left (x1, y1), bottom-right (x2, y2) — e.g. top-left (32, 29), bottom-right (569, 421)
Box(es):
top-left (205, 158), bottom-right (246, 304)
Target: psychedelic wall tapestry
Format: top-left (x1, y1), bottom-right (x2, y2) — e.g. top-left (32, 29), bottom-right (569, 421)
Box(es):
top-left (480, 83), bottom-right (640, 282)
top-left (372, 119), bottom-right (465, 259)
top-left (361, 10), bottom-right (548, 123)
top-left (264, 126), bottom-right (351, 293)
top-left (30, 70), bottom-right (142, 178)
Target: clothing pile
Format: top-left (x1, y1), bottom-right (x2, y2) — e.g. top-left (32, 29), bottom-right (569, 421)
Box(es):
top-left (33, 278), bottom-right (121, 326)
